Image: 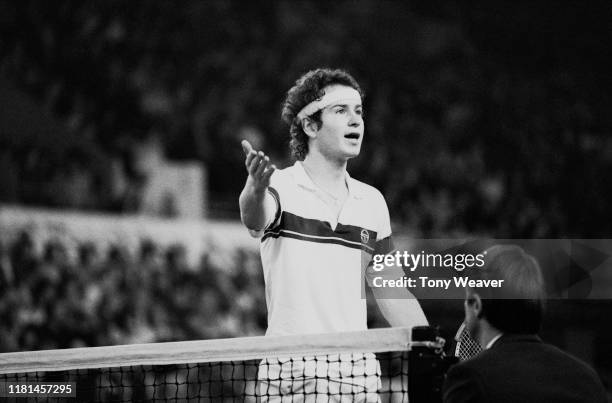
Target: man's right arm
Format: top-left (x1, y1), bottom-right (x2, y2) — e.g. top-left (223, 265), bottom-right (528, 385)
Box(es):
top-left (239, 140), bottom-right (277, 233)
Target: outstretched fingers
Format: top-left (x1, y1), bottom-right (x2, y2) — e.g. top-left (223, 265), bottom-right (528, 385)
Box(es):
top-left (247, 151), bottom-right (264, 175)
top-left (241, 139), bottom-right (275, 185)
top-left (263, 163), bottom-right (276, 180)
top-left (254, 155), bottom-right (270, 176)
top-left (244, 146), bottom-right (258, 170)
top-left (241, 140), bottom-right (254, 155)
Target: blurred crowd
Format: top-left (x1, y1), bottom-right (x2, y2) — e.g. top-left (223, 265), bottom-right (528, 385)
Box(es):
top-left (1, 1), bottom-right (610, 237)
top-left (1, 0), bottom-right (612, 364)
top-left (0, 231), bottom-right (267, 353)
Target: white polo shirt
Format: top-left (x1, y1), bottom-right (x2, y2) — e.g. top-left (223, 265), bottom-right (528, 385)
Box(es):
top-left (256, 161), bottom-right (393, 336)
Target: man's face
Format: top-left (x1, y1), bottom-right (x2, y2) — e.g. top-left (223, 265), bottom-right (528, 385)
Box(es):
top-left (312, 85), bottom-right (364, 161)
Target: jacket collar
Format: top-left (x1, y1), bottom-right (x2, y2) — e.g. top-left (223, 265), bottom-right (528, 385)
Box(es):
top-left (493, 333), bottom-right (542, 348)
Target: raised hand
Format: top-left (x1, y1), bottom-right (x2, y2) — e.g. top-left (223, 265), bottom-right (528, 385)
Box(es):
top-left (241, 140), bottom-right (275, 193)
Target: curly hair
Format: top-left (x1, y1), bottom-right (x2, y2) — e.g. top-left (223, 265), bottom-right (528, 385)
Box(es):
top-left (281, 68), bottom-right (363, 161)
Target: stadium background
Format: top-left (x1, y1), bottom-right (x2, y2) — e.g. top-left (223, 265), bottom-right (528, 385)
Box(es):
top-left (0, 0), bottom-right (610, 396)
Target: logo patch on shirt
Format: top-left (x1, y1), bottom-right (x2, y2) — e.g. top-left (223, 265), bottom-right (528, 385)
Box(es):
top-left (360, 229), bottom-right (370, 244)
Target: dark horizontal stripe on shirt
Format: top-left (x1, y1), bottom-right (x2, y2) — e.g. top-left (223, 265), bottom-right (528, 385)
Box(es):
top-left (262, 211), bottom-right (392, 254)
top-left (263, 229), bottom-right (369, 251)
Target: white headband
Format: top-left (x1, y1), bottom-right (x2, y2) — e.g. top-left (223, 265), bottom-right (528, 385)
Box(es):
top-left (296, 86), bottom-right (361, 120)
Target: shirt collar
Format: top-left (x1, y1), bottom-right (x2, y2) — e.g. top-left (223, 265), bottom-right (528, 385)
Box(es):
top-left (292, 161), bottom-right (364, 199)
top-left (485, 333), bottom-right (504, 349)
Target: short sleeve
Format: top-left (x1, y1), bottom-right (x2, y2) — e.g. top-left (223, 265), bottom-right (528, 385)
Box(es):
top-left (374, 191), bottom-right (394, 254)
top-left (247, 172), bottom-right (282, 238)
top-left (365, 191), bottom-right (396, 285)
top-left (266, 186), bottom-right (282, 230)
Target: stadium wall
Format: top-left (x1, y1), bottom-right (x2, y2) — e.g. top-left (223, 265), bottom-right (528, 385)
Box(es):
top-left (0, 205), bottom-right (258, 267)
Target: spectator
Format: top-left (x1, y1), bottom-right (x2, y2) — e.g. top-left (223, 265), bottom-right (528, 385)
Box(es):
top-left (443, 245), bottom-right (607, 403)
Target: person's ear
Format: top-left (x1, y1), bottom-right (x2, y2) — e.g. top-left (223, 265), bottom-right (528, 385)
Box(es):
top-left (467, 293), bottom-right (483, 319)
top-left (473, 294), bottom-right (483, 319)
top-left (302, 118), bottom-right (318, 139)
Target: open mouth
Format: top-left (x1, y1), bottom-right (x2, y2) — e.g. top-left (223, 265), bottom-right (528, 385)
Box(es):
top-left (344, 133), bottom-right (360, 140)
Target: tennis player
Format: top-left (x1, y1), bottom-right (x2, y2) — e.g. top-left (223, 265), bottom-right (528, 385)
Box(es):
top-left (240, 68), bottom-right (427, 401)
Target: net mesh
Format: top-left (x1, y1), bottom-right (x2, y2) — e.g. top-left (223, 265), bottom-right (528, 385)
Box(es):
top-left (0, 329), bottom-right (412, 402)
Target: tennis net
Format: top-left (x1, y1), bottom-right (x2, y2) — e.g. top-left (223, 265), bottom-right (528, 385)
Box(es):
top-left (0, 327), bottom-right (425, 402)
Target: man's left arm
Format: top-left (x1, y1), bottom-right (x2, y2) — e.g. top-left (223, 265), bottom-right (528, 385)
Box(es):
top-left (375, 293), bottom-right (429, 327)
top-left (366, 251), bottom-right (428, 327)
top-left (368, 195), bottom-right (428, 328)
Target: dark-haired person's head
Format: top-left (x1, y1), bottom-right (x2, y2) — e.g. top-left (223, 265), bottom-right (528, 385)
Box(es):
top-left (464, 245), bottom-right (546, 345)
top-left (281, 68), bottom-right (363, 161)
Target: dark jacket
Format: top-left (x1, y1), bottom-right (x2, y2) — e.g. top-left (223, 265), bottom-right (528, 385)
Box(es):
top-left (443, 334), bottom-right (608, 403)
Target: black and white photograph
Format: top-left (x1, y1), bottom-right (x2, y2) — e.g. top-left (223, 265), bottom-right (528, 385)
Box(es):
top-left (0, 1), bottom-right (610, 401)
